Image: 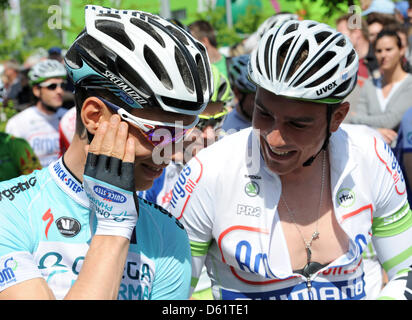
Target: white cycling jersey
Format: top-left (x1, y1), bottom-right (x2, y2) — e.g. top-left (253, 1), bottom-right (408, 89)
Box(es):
top-left (170, 125), bottom-right (412, 300)
top-left (6, 106), bottom-right (67, 167)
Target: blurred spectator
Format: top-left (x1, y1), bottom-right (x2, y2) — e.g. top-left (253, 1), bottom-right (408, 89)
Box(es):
top-left (48, 46), bottom-right (64, 63)
top-left (6, 59), bottom-right (68, 167)
top-left (2, 60), bottom-right (22, 107)
top-left (393, 106), bottom-right (412, 206)
top-left (189, 20), bottom-right (229, 78)
top-left (222, 54), bottom-right (256, 134)
top-left (348, 30), bottom-right (412, 145)
top-left (336, 14), bottom-right (380, 120)
top-left (395, 1), bottom-right (409, 24)
top-left (362, 0), bottom-right (396, 17)
top-left (384, 22), bottom-right (412, 71)
top-left (365, 12), bottom-right (398, 44)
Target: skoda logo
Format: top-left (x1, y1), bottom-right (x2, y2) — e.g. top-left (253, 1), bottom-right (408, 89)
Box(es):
top-left (245, 181), bottom-right (260, 197)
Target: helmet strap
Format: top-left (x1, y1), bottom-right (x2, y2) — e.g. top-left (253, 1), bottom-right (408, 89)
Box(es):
top-left (302, 105), bottom-right (333, 167)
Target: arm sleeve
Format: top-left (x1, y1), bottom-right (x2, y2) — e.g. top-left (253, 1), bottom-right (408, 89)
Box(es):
top-left (370, 136), bottom-right (412, 279)
top-left (169, 156), bottom-right (214, 294)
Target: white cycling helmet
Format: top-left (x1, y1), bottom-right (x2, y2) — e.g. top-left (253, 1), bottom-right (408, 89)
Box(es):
top-left (248, 19), bottom-right (358, 104)
top-left (65, 5), bottom-right (213, 116)
top-left (29, 59), bottom-right (67, 85)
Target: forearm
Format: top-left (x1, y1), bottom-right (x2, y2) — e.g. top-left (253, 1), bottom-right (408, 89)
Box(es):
top-left (65, 235), bottom-right (129, 300)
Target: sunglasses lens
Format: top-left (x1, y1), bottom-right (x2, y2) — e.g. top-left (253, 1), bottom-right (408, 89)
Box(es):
top-left (45, 82), bottom-right (66, 90)
top-left (145, 126), bottom-right (188, 147)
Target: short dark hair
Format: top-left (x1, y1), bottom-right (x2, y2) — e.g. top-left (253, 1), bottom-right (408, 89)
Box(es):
top-left (189, 20), bottom-right (218, 47)
top-left (375, 29), bottom-right (403, 49)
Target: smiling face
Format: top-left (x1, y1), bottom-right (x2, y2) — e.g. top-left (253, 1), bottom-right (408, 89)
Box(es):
top-left (252, 88), bottom-right (331, 176)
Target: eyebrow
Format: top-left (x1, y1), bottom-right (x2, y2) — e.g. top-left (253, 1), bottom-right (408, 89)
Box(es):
top-left (255, 99), bottom-right (316, 123)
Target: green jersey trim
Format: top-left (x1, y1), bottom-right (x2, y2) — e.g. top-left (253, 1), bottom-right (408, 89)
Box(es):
top-left (372, 203), bottom-right (412, 237)
top-left (382, 245), bottom-right (412, 272)
top-left (190, 240), bottom-right (211, 257)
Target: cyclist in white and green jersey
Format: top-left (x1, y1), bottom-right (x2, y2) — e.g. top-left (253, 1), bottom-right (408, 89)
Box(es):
top-left (170, 19), bottom-right (412, 300)
top-left (0, 5), bottom-right (213, 299)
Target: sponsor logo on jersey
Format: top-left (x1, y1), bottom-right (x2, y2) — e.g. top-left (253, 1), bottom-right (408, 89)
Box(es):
top-left (244, 174), bottom-right (261, 180)
top-left (170, 166), bottom-right (195, 209)
top-left (316, 81), bottom-right (337, 96)
top-left (244, 181), bottom-right (259, 197)
top-left (237, 204), bottom-right (261, 217)
top-left (0, 257), bottom-right (18, 287)
top-left (55, 217), bottom-right (81, 238)
top-left (53, 161), bottom-right (83, 194)
top-left (0, 176), bottom-right (36, 201)
top-left (118, 252), bottom-right (154, 300)
top-left (336, 188), bottom-right (355, 208)
top-left (374, 137), bottom-right (406, 195)
top-left (220, 275), bottom-right (365, 300)
top-left (93, 186), bottom-right (127, 203)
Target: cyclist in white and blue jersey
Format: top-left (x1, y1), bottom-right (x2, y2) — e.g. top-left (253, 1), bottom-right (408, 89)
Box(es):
top-left (170, 19), bottom-right (412, 300)
top-left (0, 5), bottom-right (213, 299)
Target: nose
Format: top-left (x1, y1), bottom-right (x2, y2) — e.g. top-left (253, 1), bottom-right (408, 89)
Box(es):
top-left (264, 127), bottom-right (287, 147)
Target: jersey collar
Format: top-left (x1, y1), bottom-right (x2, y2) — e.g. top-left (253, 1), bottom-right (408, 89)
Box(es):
top-left (49, 157), bottom-right (89, 208)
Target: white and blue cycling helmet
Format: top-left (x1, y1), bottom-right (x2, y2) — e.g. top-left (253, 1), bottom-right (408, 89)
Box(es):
top-left (64, 5), bottom-right (213, 116)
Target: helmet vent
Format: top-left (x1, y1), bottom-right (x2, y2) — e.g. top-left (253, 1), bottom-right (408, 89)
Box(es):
top-left (117, 56), bottom-right (151, 97)
top-left (175, 47), bottom-right (194, 93)
top-left (305, 65), bottom-right (338, 88)
top-left (296, 51), bottom-right (336, 87)
top-left (314, 31), bottom-right (332, 45)
top-left (195, 53), bottom-right (208, 95)
top-left (345, 49), bottom-right (356, 67)
top-left (276, 37), bottom-right (292, 80)
top-left (285, 40), bottom-right (309, 82)
top-left (95, 20), bottom-right (134, 51)
top-left (130, 17), bottom-right (165, 48)
top-left (166, 25), bottom-right (189, 46)
top-left (283, 22), bottom-right (298, 35)
top-left (264, 34), bottom-right (274, 80)
top-left (144, 45), bottom-right (173, 90)
top-left (333, 78), bottom-right (352, 95)
top-left (336, 38), bottom-right (346, 47)
top-left (97, 13), bottom-right (121, 19)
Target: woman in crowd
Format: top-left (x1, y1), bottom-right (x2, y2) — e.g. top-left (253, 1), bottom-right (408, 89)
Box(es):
top-left (349, 29), bottom-right (412, 145)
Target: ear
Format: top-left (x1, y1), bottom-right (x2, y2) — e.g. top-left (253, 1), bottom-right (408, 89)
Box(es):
top-left (330, 102), bottom-right (349, 133)
top-left (80, 97), bottom-right (110, 135)
top-left (32, 85), bottom-right (40, 98)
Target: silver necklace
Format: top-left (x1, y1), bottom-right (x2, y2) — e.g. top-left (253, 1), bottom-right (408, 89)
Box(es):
top-left (280, 150), bottom-right (326, 275)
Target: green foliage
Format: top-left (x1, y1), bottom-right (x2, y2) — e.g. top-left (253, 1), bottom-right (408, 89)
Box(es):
top-left (194, 4), bottom-right (272, 47)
